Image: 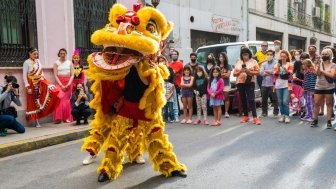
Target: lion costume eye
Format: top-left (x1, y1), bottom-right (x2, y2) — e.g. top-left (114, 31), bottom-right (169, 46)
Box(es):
top-left (146, 20), bottom-right (158, 35)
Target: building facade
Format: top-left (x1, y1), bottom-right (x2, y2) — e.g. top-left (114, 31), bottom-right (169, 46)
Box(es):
top-left (248, 0), bottom-right (336, 52)
top-left (154, 0), bottom-right (336, 61)
top-left (156, 0), bottom-right (244, 60)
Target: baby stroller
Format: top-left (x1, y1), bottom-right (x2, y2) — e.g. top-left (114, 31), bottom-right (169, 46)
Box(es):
top-left (290, 84), bottom-right (305, 116)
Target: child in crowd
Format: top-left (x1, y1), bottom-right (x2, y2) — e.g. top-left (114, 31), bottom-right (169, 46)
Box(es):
top-left (158, 55), bottom-right (178, 122)
top-left (193, 66), bottom-right (209, 125)
top-left (289, 93), bottom-right (300, 112)
top-left (207, 66), bottom-right (224, 126)
top-left (163, 77), bottom-right (175, 123)
top-left (180, 66), bottom-right (194, 124)
top-left (301, 59), bottom-right (317, 122)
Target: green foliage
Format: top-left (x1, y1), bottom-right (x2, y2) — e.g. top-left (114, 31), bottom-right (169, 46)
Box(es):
top-left (287, 8), bottom-right (293, 22)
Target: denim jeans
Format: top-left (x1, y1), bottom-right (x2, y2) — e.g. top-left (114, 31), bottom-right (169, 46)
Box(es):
top-left (172, 88), bottom-right (180, 120)
top-left (0, 114), bottom-right (25, 133)
top-left (237, 83), bottom-right (257, 117)
top-left (163, 102), bottom-right (175, 121)
top-left (276, 88), bottom-right (290, 116)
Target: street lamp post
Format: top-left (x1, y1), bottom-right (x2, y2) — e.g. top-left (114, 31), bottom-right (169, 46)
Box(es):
top-left (151, 0), bottom-right (160, 8)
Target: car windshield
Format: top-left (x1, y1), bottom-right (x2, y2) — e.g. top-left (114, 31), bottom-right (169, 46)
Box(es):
top-left (225, 45), bottom-right (242, 67)
top-left (196, 45), bottom-right (243, 68)
top-left (196, 48), bottom-right (210, 65)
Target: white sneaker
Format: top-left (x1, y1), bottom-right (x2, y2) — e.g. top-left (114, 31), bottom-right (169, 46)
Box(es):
top-left (35, 120), bottom-right (41, 128)
top-left (278, 116), bottom-right (285, 122)
top-left (225, 112), bottom-right (230, 118)
top-left (82, 155), bottom-right (96, 165)
top-left (135, 156), bottom-right (145, 164)
top-left (285, 116), bottom-right (290, 123)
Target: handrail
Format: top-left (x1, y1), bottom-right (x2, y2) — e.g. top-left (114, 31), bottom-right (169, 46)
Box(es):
top-left (287, 6), bottom-right (330, 33)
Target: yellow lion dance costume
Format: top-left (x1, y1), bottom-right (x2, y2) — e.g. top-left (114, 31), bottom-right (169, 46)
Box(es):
top-left (81, 3), bottom-right (187, 182)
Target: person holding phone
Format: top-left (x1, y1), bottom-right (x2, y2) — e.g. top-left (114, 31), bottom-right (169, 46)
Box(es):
top-left (233, 47), bottom-right (261, 125)
top-left (71, 83), bottom-right (91, 125)
top-left (274, 50), bottom-right (294, 124)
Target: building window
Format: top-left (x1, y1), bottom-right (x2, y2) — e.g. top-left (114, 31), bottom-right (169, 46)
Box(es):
top-left (190, 30), bottom-right (237, 52)
top-left (266, 0), bottom-right (275, 16)
top-left (320, 41), bottom-right (331, 52)
top-left (288, 35), bottom-right (306, 51)
top-left (297, 0), bottom-right (307, 24)
top-left (73, 0), bottom-right (116, 66)
top-left (324, 4), bottom-right (331, 33)
top-left (256, 28), bottom-right (282, 42)
top-left (288, 0), bottom-right (308, 26)
top-left (0, 0), bottom-right (38, 67)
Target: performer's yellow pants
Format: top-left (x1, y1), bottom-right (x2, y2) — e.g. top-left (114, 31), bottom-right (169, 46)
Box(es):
top-left (81, 115), bottom-right (186, 180)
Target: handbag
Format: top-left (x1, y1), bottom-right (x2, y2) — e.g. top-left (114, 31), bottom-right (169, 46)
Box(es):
top-left (245, 75), bottom-right (253, 84)
top-left (0, 107), bottom-right (18, 118)
top-left (321, 63), bottom-right (334, 83)
top-left (0, 97), bottom-right (18, 118)
top-left (279, 73), bottom-right (289, 80)
top-left (242, 63), bottom-right (253, 84)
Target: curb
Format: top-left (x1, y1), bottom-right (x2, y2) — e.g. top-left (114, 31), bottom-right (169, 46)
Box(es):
top-left (0, 127), bottom-right (91, 158)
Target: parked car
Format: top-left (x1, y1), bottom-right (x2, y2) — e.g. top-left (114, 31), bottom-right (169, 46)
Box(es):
top-left (196, 41), bottom-right (275, 112)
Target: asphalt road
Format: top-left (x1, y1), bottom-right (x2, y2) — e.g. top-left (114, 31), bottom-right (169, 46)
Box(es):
top-left (1, 114), bottom-right (336, 189)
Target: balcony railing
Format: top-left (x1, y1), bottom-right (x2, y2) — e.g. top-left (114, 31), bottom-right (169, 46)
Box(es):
top-left (266, 0), bottom-right (275, 16)
top-left (323, 21), bottom-right (331, 33)
top-left (287, 6), bottom-right (311, 26)
top-left (287, 6), bottom-right (330, 33)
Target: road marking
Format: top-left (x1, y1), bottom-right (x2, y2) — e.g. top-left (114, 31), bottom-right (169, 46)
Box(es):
top-left (211, 125), bottom-right (242, 137)
top-left (275, 146), bottom-right (327, 188)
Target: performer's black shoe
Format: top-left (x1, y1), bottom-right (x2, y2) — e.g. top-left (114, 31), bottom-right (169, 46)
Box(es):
top-left (171, 170), bottom-right (187, 178)
top-left (98, 173), bottom-right (110, 182)
top-left (83, 118), bottom-right (88, 125)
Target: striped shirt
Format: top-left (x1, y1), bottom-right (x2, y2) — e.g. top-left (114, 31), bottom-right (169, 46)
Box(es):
top-left (303, 70), bottom-right (317, 92)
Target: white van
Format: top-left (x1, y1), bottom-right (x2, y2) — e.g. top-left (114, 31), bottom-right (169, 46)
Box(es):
top-left (195, 41), bottom-right (274, 108)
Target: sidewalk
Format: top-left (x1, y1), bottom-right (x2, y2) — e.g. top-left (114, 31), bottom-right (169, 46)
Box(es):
top-left (0, 122), bottom-right (91, 158)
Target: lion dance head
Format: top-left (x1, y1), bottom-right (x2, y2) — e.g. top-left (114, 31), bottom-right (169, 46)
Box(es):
top-left (87, 3), bottom-right (173, 80)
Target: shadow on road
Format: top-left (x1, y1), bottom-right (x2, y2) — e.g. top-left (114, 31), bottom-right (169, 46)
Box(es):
top-left (125, 175), bottom-right (184, 189)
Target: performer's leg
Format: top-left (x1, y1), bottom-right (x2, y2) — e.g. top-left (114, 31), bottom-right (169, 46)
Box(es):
top-left (140, 119), bottom-right (187, 177)
top-left (126, 125), bottom-right (145, 164)
top-left (97, 115), bottom-right (132, 181)
top-left (81, 118), bottom-right (112, 157)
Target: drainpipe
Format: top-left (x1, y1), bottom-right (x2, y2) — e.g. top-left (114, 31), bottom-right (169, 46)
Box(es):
top-left (246, 0), bottom-right (249, 41)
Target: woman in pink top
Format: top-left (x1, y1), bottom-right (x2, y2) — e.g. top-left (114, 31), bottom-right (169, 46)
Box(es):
top-left (233, 47), bottom-right (261, 125)
top-left (53, 48), bottom-right (75, 124)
